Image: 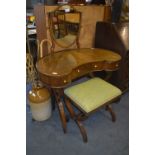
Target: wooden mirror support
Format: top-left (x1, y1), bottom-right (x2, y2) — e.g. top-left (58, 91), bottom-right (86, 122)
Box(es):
top-left (47, 5), bottom-right (81, 50)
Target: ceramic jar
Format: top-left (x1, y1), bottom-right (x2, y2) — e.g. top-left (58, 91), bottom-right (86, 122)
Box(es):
top-left (28, 85), bottom-right (52, 121)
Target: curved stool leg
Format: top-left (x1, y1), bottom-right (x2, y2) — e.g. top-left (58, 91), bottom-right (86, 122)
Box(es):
top-left (105, 105), bottom-right (116, 122)
top-left (77, 113), bottom-right (88, 121)
top-left (64, 97), bottom-right (75, 119)
top-left (75, 120), bottom-right (88, 143)
top-left (64, 96), bottom-right (88, 142)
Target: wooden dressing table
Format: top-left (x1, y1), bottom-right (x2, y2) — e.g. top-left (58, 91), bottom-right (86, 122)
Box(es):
top-left (36, 48), bottom-right (121, 134)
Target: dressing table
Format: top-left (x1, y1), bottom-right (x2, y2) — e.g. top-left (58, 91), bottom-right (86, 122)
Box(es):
top-left (36, 48), bottom-right (121, 133)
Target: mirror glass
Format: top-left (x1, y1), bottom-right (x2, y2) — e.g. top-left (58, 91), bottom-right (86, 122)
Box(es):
top-left (48, 5), bottom-right (81, 48)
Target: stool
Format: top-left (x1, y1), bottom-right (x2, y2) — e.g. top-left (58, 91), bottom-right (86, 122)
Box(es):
top-left (64, 77), bottom-right (122, 142)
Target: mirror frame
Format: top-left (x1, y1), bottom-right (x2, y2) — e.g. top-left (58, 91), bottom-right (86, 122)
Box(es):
top-left (47, 5), bottom-right (82, 49)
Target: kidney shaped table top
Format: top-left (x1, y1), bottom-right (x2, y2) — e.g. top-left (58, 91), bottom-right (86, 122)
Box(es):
top-left (36, 48), bottom-right (121, 88)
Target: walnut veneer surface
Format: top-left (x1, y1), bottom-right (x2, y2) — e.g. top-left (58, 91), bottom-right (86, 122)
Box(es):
top-left (36, 48), bottom-right (121, 88)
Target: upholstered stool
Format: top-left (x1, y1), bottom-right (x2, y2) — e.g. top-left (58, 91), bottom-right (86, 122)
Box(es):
top-left (64, 77), bottom-right (122, 142)
top-left (64, 77), bottom-right (122, 114)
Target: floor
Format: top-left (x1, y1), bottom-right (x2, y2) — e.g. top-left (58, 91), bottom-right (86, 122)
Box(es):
top-left (26, 80), bottom-right (129, 155)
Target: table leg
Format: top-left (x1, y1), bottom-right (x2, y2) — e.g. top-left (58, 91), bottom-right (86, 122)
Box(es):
top-left (53, 89), bottom-right (67, 133)
top-left (51, 88), bottom-right (56, 111)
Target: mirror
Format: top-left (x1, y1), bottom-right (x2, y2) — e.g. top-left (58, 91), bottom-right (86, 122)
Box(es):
top-left (48, 5), bottom-right (81, 48)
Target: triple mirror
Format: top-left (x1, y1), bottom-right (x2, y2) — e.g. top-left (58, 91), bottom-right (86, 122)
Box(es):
top-left (48, 5), bottom-right (81, 48)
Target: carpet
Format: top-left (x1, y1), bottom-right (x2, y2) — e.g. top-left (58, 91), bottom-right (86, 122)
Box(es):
top-left (26, 78), bottom-right (129, 155)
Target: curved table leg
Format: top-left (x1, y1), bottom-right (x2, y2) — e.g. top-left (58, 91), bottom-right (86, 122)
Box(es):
top-left (57, 101), bottom-right (67, 133)
top-left (51, 88), bottom-right (56, 111)
top-left (64, 97), bottom-right (75, 119)
top-left (53, 89), bottom-right (67, 133)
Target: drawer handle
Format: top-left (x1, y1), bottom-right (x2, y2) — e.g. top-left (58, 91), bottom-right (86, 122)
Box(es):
top-left (116, 64), bottom-right (119, 67)
top-left (77, 69), bottom-right (80, 73)
top-left (63, 80), bottom-right (67, 83)
top-left (94, 65), bottom-right (98, 68)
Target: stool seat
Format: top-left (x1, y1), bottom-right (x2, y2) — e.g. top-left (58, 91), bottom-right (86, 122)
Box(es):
top-left (64, 78), bottom-right (122, 114)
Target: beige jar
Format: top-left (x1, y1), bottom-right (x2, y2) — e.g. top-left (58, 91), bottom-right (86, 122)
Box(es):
top-left (28, 85), bottom-right (52, 121)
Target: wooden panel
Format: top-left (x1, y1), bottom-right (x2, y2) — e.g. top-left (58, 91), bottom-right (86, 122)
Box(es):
top-left (94, 22), bottom-right (129, 92)
top-left (74, 5), bottom-right (104, 48)
top-left (35, 5), bottom-right (106, 52)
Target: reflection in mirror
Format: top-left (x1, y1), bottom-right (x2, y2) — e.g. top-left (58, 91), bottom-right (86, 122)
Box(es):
top-left (48, 5), bottom-right (81, 48)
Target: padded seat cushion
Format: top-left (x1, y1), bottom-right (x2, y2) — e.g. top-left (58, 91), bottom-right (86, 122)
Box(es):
top-left (64, 78), bottom-right (122, 113)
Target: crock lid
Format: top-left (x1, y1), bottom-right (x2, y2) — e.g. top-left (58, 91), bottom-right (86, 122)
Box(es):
top-left (28, 86), bottom-right (51, 103)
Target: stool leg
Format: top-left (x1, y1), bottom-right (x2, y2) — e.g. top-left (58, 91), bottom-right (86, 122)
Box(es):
top-left (115, 97), bottom-right (121, 104)
top-left (105, 105), bottom-right (116, 122)
top-left (32, 118), bottom-right (36, 122)
top-left (75, 120), bottom-right (88, 143)
top-left (64, 96), bottom-right (88, 143)
top-left (77, 113), bottom-right (88, 121)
